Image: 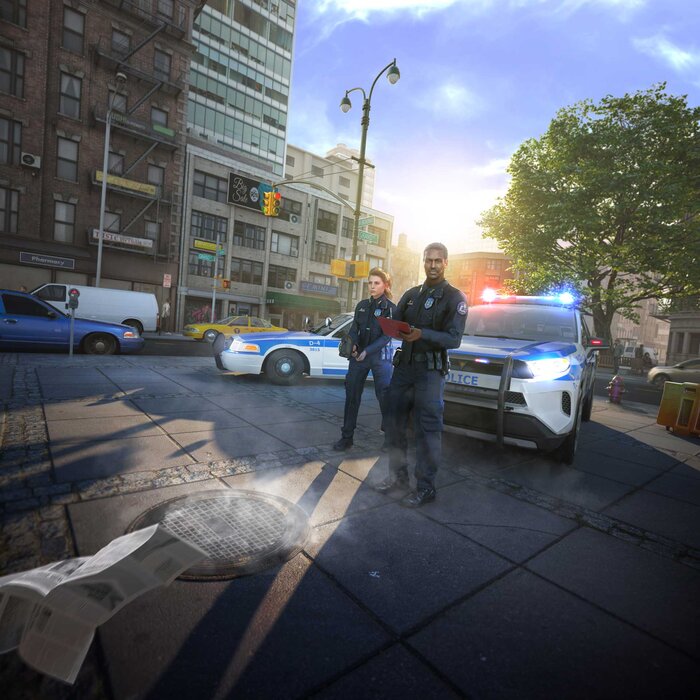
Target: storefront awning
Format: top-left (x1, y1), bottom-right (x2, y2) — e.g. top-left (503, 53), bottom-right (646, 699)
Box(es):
top-left (266, 291), bottom-right (341, 314)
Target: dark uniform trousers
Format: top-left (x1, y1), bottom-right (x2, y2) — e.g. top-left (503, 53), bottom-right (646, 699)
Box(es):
top-left (387, 358), bottom-right (445, 491)
top-left (341, 351), bottom-right (393, 439)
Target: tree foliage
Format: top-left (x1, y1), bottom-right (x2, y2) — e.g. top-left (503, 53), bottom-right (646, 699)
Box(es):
top-left (479, 84), bottom-right (700, 339)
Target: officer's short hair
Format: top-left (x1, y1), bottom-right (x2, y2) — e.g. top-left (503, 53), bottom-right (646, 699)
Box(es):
top-left (424, 242), bottom-right (448, 260)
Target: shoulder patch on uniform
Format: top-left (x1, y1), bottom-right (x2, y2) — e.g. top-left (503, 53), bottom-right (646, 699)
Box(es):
top-left (457, 301), bottom-right (467, 315)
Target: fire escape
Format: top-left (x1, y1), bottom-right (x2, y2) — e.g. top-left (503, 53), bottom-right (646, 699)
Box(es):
top-left (89, 0), bottom-right (193, 257)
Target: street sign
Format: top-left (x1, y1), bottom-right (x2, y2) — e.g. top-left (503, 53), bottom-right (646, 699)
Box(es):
top-left (358, 230), bottom-right (379, 244)
top-left (197, 253), bottom-right (216, 261)
top-left (163, 273), bottom-right (172, 288)
top-left (358, 215), bottom-right (374, 227)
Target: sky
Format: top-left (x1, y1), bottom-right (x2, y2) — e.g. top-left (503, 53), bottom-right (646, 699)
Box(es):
top-left (286, 0), bottom-right (700, 256)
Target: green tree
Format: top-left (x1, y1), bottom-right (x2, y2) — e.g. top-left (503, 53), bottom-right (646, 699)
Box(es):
top-left (479, 84), bottom-right (700, 340)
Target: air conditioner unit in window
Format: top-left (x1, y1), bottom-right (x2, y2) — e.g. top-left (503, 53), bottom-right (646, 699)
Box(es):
top-left (284, 280), bottom-right (295, 291)
top-left (21, 152), bottom-right (42, 169)
top-left (290, 214), bottom-right (299, 224)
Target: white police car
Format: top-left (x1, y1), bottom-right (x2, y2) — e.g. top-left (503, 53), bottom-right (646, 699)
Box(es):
top-left (214, 313), bottom-right (398, 385)
top-left (443, 293), bottom-right (607, 463)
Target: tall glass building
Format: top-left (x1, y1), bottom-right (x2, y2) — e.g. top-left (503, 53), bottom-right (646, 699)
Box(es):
top-left (188, 1), bottom-right (295, 176)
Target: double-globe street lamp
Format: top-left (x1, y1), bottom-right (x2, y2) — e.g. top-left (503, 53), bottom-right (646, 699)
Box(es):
top-left (340, 59), bottom-right (400, 311)
top-left (96, 71), bottom-right (127, 288)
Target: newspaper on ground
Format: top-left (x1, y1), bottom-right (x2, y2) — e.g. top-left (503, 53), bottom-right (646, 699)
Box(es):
top-left (0, 524), bottom-right (207, 684)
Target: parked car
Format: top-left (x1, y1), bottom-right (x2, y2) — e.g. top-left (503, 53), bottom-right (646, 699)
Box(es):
top-left (214, 313), bottom-right (400, 385)
top-left (32, 283), bottom-right (158, 334)
top-left (442, 294), bottom-right (607, 464)
top-left (0, 289), bottom-right (144, 355)
top-left (184, 315), bottom-right (287, 342)
top-left (647, 358), bottom-right (700, 387)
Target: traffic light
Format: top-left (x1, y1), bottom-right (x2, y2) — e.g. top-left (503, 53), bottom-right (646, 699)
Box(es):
top-left (262, 189), bottom-right (281, 216)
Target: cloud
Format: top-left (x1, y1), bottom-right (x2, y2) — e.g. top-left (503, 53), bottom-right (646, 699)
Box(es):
top-left (312, 0), bottom-right (467, 21)
top-left (633, 35), bottom-right (700, 73)
top-left (411, 80), bottom-right (485, 121)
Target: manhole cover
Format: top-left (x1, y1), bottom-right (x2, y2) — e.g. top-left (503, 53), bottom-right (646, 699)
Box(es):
top-left (127, 490), bottom-right (310, 581)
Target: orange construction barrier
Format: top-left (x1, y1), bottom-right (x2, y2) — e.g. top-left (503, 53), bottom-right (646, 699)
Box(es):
top-left (657, 382), bottom-right (683, 430)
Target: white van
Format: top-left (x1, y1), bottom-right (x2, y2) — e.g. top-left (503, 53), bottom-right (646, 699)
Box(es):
top-left (32, 284), bottom-right (159, 334)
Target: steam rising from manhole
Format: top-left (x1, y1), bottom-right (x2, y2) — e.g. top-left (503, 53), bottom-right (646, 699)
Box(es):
top-left (127, 490), bottom-right (310, 581)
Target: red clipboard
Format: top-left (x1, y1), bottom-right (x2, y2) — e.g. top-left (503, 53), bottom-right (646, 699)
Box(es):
top-left (377, 317), bottom-right (411, 339)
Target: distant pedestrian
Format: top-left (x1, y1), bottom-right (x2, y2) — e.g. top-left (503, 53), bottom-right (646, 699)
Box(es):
top-left (160, 300), bottom-right (171, 335)
top-left (613, 340), bottom-right (623, 373)
top-left (376, 243), bottom-right (467, 508)
top-left (333, 268), bottom-right (396, 452)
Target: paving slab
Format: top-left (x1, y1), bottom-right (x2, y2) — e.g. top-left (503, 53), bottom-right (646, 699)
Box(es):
top-left (312, 643), bottom-right (461, 699)
top-left (51, 434), bottom-right (193, 482)
top-left (68, 484), bottom-right (389, 700)
top-left (573, 445), bottom-right (665, 485)
top-left (229, 403), bottom-right (320, 425)
top-left (423, 479), bottom-right (577, 562)
top-left (207, 394), bottom-right (281, 410)
top-left (409, 568), bottom-right (699, 699)
top-left (130, 396), bottom-right (220, 414)
top-left (173, 425), bottom-right (291, 461)
top-left (262, 418), bottom-right (340, 449)
top-left (42, 397), bottom-right (144, 420)
top-left (149, 410), bottom-right (248, 434)
top-left (307, 504), bottom-right (511, 634)
top-left (222, 461), bottom-right (388, 527)
top-left (577, 436), bottom-right (681, 470)
top-left (603, 489), bottom-right (700, 549)
top-left (40, 385), bottom-right (124, 400)
top-left (643, 470), bottom-right (700, 507)
top-left (46, 415), bottom-right (162, 443)
top-left (527, 527), bottom-right (700, 657)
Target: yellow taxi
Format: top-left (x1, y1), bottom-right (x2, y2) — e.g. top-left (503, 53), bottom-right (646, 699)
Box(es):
top-left (183, 315), bottom-right (287, 342)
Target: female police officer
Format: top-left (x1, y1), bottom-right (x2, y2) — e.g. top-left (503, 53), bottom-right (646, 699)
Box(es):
top-left (333, 268), bottom-right (396, 451)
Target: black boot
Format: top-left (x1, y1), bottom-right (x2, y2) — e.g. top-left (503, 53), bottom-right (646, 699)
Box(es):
top-left (400, 488), bottom-right (436, 508)
top-left (333, 437), bottom-right (353, 451)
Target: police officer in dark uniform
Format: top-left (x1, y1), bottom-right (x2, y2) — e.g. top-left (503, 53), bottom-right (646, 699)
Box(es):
top-left (375, 243), bottom-right (467, 507)
top-left (333, 268), bottom-right (396, 451)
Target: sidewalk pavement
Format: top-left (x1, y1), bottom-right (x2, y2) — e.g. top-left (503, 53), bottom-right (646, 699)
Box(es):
top-left (1, 353), bottom-right (699, 699)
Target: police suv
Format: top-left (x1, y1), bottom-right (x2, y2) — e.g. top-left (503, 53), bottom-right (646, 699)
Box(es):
top-left (443, 293), bottom-right (607, 463)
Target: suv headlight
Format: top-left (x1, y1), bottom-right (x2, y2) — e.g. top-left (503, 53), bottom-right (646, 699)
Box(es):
top-left (525, 356), bottom-right (571, 379)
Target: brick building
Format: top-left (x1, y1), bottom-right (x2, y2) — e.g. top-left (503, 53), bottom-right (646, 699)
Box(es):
top-left (0, 0), bottom-right (202, 313)
top-left (449, 251), bottom-right (513, 305)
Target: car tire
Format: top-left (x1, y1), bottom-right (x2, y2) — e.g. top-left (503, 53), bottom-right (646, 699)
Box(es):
top-left (83, 333), bottom-right (117, 355)
top-left (265, 349), bottom-right (304, 385)
top-left (581, 386), bottom-right (593, 422)
top-left (652, 373), bottom-right (669, 388)
top-left (555, 396), bottom-right (582, 465)
top-left (204, 329), bottom-right (219, 343)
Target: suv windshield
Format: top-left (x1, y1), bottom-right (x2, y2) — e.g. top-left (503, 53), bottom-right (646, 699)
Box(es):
top-left (465, 304), bottom-right (578, 343)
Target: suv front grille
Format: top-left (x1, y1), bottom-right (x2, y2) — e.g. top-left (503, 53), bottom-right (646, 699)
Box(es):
top-left (445, 383), bottom-right (527, 406)
top-left (450, 355), bottom-right (533, 379)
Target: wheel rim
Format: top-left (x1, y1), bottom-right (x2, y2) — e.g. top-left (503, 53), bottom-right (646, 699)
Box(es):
top-left (205, 330), bottom-right (217, 342)
top-left (274, 356), bottom-right (294, 376)
top-left (89, 335), bottom-right (114, 354)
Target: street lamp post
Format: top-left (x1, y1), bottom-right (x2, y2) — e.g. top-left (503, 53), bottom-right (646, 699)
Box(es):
top-left (340, 59), bottom-right (400, 312)
top-left (95, 72), bottom-right (127, 287)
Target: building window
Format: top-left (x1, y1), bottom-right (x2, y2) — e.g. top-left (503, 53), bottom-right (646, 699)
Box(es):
top-left (193, 170), bottom-right (227, 203)
top-left (278, 197), bottom-right (302, 222)
top-left (154, 50), bottom-right (171, 81)
top-left (191, 210), bottom-right (227, 243)
top-left (111, 29), bottom-right (131, 56)
top-left (367, 225), bottom-right (387, 248)
top-left (285, 154), bottom-right (295, 167)
top-left (485, 259), bottom-right (501, 271)
top-left (0, 47), bottom-right (25, 98)
top-left (0, 117), bottom-right (21, 165)
top-left (157, 0), bottom-right (174, 19)
top-left (339, 176), bottom-right (351, 188)
top-left (231, 257), bottom-right (263, 285)
top-left (271, 231), bottom-right (299, 257)
top-left (316, 208), bottom-right (338, 234)
top-left (56, 137), bottom-right (79, 181)
top-left (188, 250), bottom-right (216, 277)
top-left (62, 7), bottom-right (85, 54)
top-left (144, 220), bottom-right (160, 243)
top-left (309, 273), bottom-right (333, 286)
top-left (341, 216), bottom-right (352, 238)
top-left (147, 164), bottom-right (165, 196)
top-left (53, 201), bottom-right (76, 243)
top-left (0, 0), bottom-right (27, 27)
top-left (0, 186), bottom-right (19, 233)
top-left (105, 211), bottom-right (120, 233)
top-left (108, 152), bottom-right (124, 175)
top-left (311, 164), bottom-right (324, 177)
top-left (233, 220), bottom-right (265, 249)
top-left (59, 73), bottom-right (82, 119)
top-left (312, 241), bottom-right (335, 265)
top-left (151, 106), bottom-right (168, 127)
top-left (267, 264), bottom-right (296, 288)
